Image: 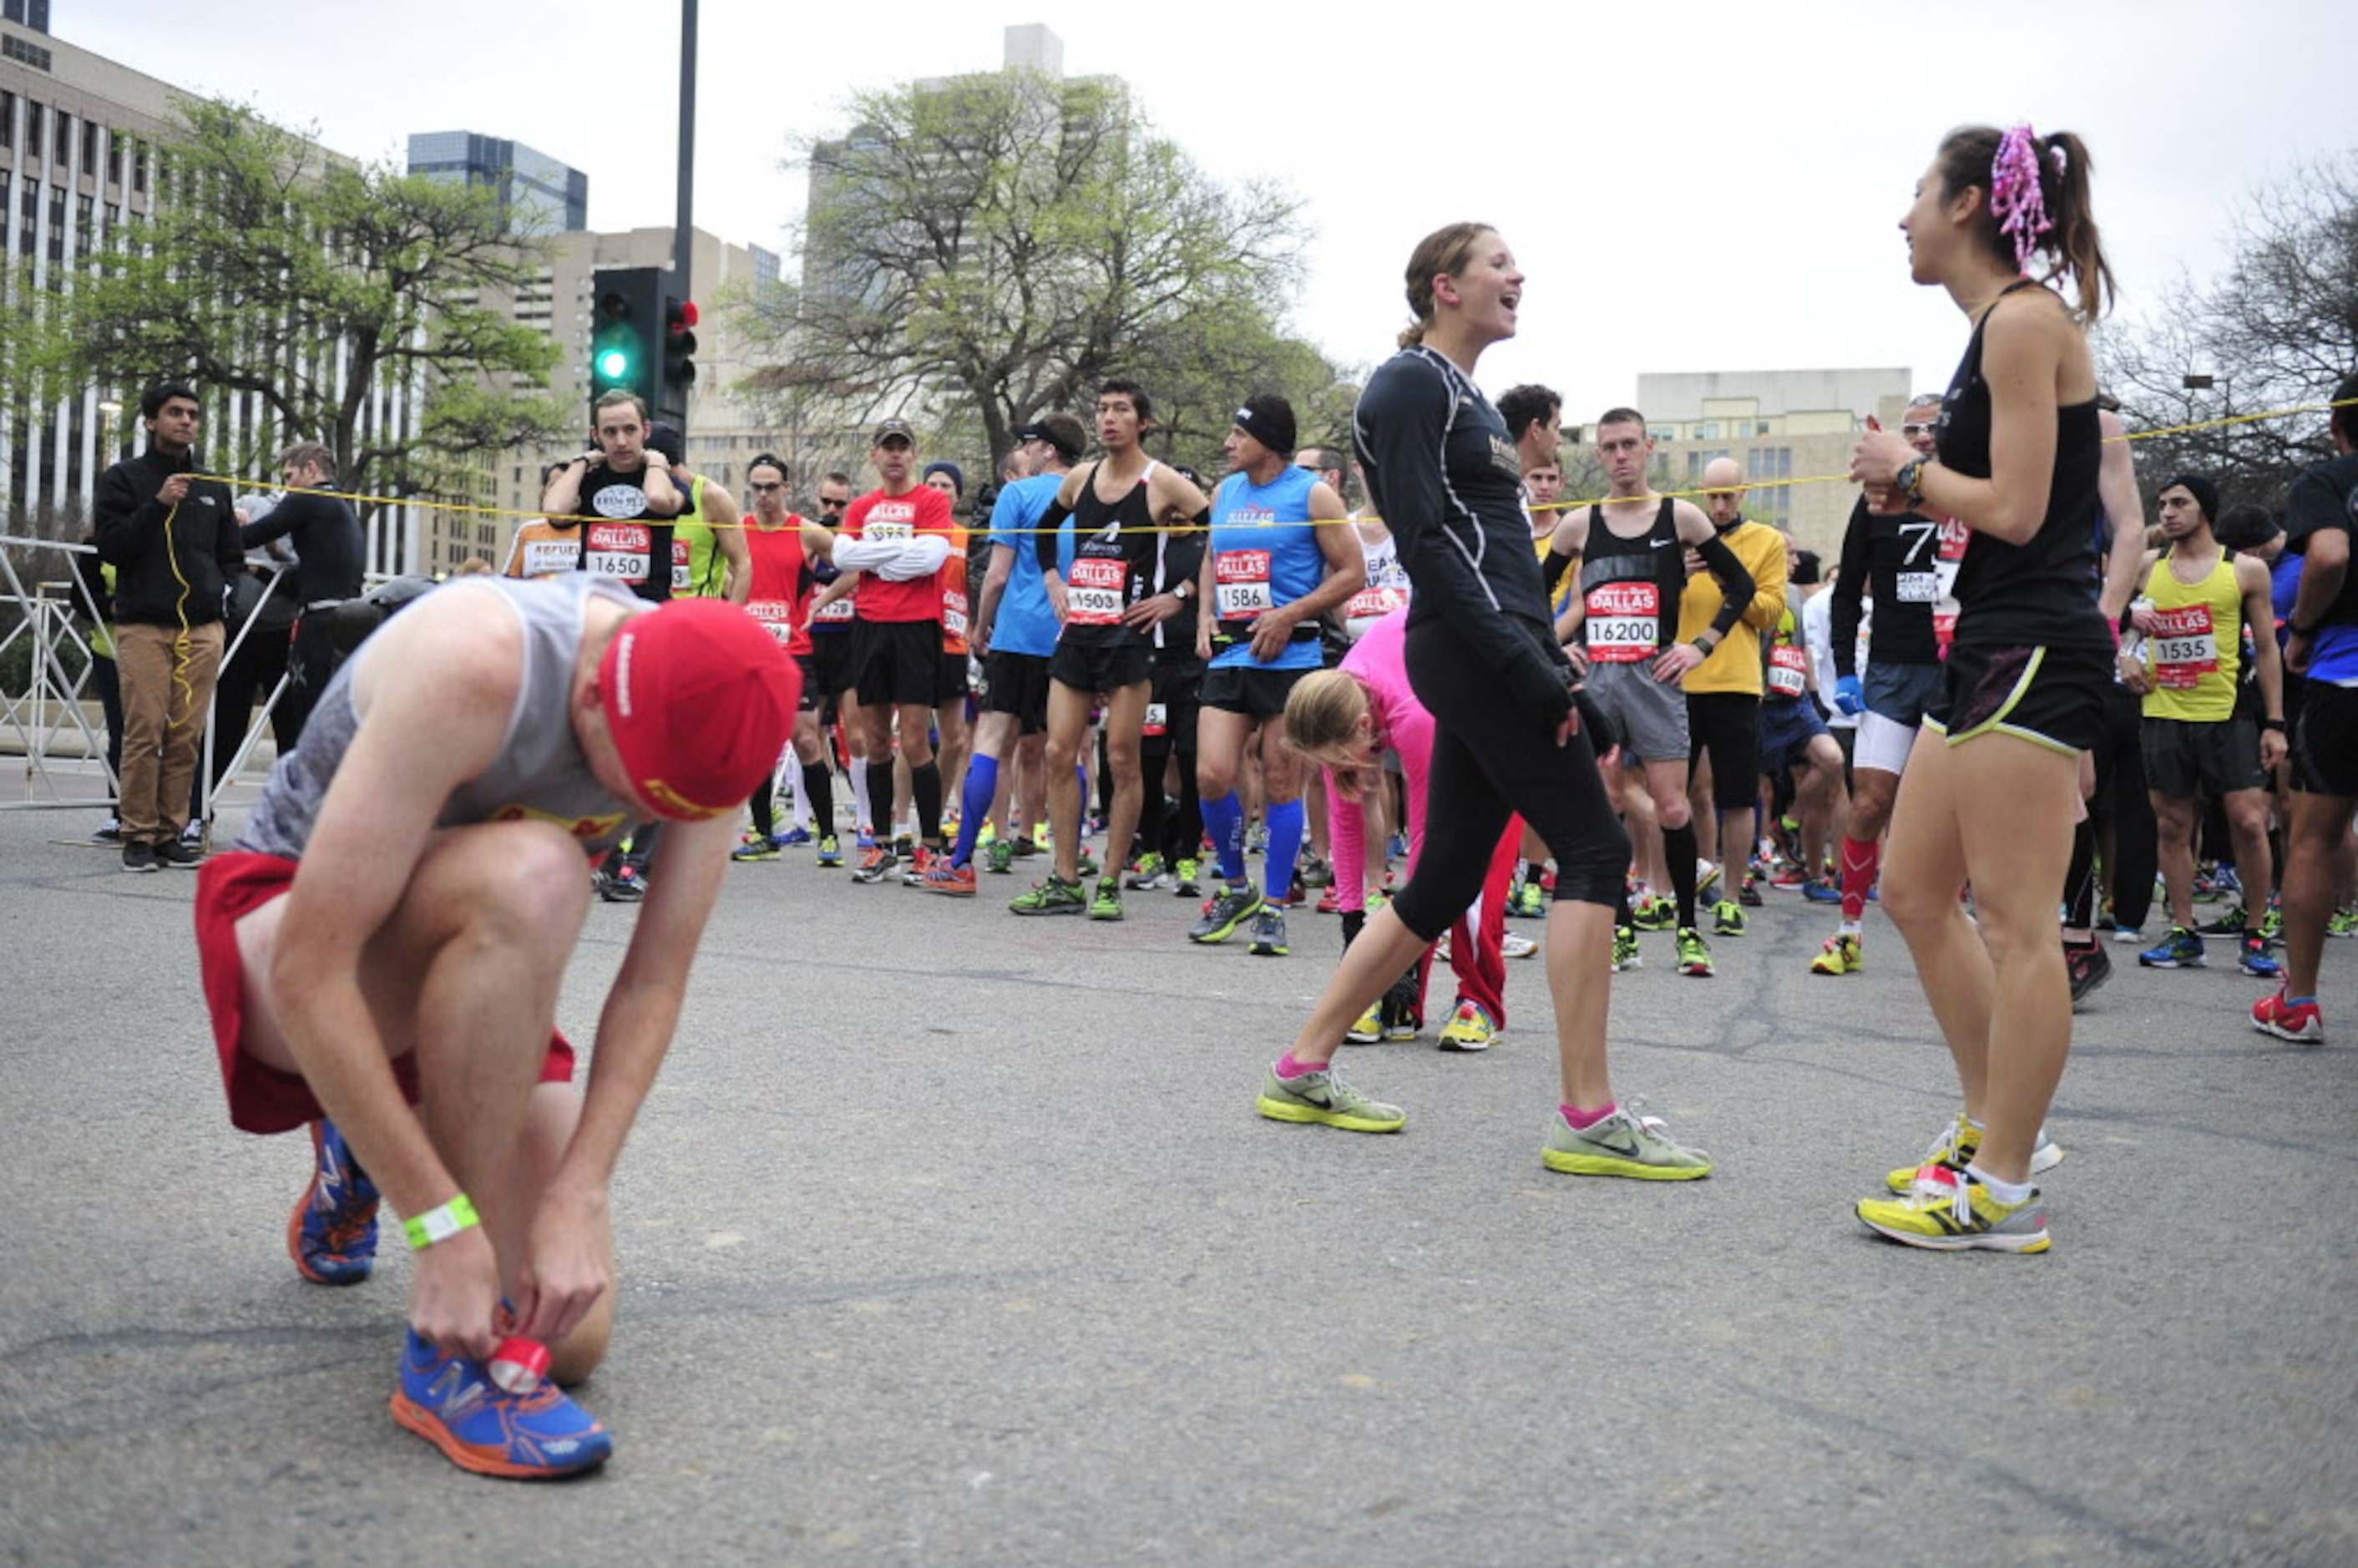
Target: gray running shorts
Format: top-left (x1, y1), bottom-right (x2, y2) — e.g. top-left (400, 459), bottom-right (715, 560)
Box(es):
top-left (1585, 662), bottom-right (1690, 765)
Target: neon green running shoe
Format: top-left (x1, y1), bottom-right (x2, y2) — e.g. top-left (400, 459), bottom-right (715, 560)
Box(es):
top-left (1542, 1105), bottom-right (1712, 1180)
top-left (1856, 1166), bottom-right (2050, 1253)
top-left (1009, 875), bottom-right (1086, 916)
top-left (1190, 884), bottom-right (1264, 944)
top-left (1256, 1063), bottom-right (1405, 1133)
top-left (1088, 879), bottom-right (1124, 922)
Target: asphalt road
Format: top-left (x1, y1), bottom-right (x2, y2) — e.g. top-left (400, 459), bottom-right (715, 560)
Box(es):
top-left (3, 775), bottom-right (2353, 1567)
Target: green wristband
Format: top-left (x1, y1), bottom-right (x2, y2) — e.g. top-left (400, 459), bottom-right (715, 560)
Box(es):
top-left (404, 1192), bottom-right (481, 1251)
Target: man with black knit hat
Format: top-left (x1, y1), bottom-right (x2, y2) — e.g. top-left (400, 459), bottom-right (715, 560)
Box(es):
top-left (1187, 393), bottom-right (1362, 958)
top-left (2121, 471), bottom-right (2286, 977)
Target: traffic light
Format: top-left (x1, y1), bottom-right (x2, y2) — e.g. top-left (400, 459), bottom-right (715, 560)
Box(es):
top-left (656, 295), bottom-right (698, 431)
top-left (587, 266), bottom-right (663, 418)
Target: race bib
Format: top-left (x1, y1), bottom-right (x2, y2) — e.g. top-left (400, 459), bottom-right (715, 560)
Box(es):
top-left (671, 538), bottom-right (693, 592)
top-left (2151, 604), bottom-right (2219, 689)
top-left (584, 522), bottom-right (653, 582)
top-left (1933, 518), bottom-right (1970, 640)
top-left (1583, 581), bottom-right (1660, 662)
top-left (1215, 549), bottom-right (1273, 620)
top-left (1767, 644), bottom-right (1809, 699)
top-left (863, 500), bottom-right (916, 544)
top-left (943, 587), bottom-right (970, 639)
top-left (815, 596), bottom-right (856, 624)
top-left (1346, 585), bottom-right (1410, 622)
top-left (520, 538), bottom-right (579, 578)
top-left (1895, 570), bottom-right (1940, 604)
top-left (1142, 701), bottom-right (1168, 738)
top-left (1068, 556), bottom-right (1127, 625)
top-left (748, 599), bottom-right (796, 644)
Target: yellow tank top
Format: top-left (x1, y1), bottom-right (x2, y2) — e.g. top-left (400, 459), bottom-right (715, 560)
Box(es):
top-left (2141, 551), bottom-right (2242, 723)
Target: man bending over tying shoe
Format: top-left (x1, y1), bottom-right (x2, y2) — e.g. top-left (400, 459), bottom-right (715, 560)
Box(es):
top-left (193, 574), bottom-right (798, 1478)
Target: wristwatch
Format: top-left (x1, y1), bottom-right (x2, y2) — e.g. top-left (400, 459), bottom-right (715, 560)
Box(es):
top-left (1895, 458), bottom-right (1929, 503)
top-left (1173, 581), bottom-right (1193, 600)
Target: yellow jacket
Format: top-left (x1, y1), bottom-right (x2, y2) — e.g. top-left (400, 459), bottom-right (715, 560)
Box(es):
top-left (1677, 518), bottom-right (1789, 696)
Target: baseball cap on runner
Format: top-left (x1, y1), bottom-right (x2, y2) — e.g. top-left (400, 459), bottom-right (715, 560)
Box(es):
top-left (873, 417), bottom-right (917, 446)
top-left (1012, 414), bottom-right (1086, 463)
top-left (597, 599), bottom-right (802, 821)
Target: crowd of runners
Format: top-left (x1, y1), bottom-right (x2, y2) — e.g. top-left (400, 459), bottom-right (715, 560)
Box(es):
top-left (111, 119), bottom-right (2353, 1479)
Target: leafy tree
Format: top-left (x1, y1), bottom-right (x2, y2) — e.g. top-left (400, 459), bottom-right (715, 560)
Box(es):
top-left (7, 98), bottom-right (568, 526)
top-left (2101, 151), bottom-right (2358, 510)
top-left (741, 68), bottom-right (1349, 472)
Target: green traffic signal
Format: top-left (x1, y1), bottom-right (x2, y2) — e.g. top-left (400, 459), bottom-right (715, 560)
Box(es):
top-left (588, 266), bottom-right (666, 416)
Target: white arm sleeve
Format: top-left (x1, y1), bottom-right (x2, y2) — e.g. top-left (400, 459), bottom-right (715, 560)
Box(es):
top-left (865, 534), bottom-right (954, 582)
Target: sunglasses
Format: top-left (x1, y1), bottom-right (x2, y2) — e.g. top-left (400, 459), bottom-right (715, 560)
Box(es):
top-left (749, 482), bottom-right (782, 493)
top-left (817, 496), bottom-right (848, 509)
top-left (1901, 422), bottom-right (1938, 438)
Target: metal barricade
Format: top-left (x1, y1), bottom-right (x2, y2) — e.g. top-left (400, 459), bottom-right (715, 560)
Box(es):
top-left (0, 534), bottom-right (288, 832)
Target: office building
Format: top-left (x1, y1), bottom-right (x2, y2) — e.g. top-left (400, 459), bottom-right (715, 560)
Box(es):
top-left (453, 225), bottom-right (787, 576)
top-left (1633, 368), bottom-right (1915, 556)
top-left (407, 130), bottom-right (588, 236)
top-left (2, 18), bottom-right (422, 572)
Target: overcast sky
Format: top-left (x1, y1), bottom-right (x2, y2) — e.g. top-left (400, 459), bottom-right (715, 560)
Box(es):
top-left (58, 1), bottom-right (2357, 430)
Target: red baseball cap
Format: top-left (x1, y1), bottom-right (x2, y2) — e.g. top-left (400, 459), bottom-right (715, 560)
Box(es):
top-left (597, 599), bottom-right (801, 821)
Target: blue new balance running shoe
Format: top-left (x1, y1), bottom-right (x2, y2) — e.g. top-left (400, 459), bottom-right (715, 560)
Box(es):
top-left (288, 1119), bottom-right (379, 1286)
top-left (389, 1329), bottom-right (613, 1479)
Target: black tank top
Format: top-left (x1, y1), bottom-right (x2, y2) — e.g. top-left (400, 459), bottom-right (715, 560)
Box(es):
top-left (1935, 283), bottom-right (2109, 650)
top-left (1576, 498), bottom-right (1684, 659)
top-left (1061, 460), bottom-right (1163, 647)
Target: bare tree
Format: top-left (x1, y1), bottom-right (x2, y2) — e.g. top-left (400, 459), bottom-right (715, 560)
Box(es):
top-left (741, 69), bottom-right (1350, 470)
top-left (2100, 151), bottom-right (2358, 509)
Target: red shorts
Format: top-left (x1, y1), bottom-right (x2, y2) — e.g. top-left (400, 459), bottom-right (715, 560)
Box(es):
top-left (195, 851), bottom-right (576, 1136)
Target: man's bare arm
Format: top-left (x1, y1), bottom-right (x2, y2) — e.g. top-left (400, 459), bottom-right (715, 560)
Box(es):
top-left (702, 481), bottom-right (750, 604)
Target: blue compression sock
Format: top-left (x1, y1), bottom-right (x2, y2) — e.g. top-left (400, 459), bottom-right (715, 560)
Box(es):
top-left (1263, 798), bottom-right (1304, 901)
top-left (1203, 790), bottom-right (1247, 885)
top-left (952, 753), bottom-right (998, 867)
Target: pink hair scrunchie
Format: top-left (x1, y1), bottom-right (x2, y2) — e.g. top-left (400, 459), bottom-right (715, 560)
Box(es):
top-left (1991, 124), bottom-right (2056, 275)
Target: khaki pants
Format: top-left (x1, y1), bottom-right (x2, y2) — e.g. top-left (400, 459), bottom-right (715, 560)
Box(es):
top-left (114, 620), bottom-right (225, 844)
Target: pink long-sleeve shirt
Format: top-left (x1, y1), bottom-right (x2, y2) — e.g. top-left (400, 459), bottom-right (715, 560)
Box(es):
top-left (1327, 610), bottom-right (1431, 913)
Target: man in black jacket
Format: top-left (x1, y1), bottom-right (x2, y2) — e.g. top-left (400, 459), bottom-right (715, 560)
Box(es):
top-left (94, 382), bottom-right (243, 871)
top-left (241, 441), bottom-right (365, 742)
